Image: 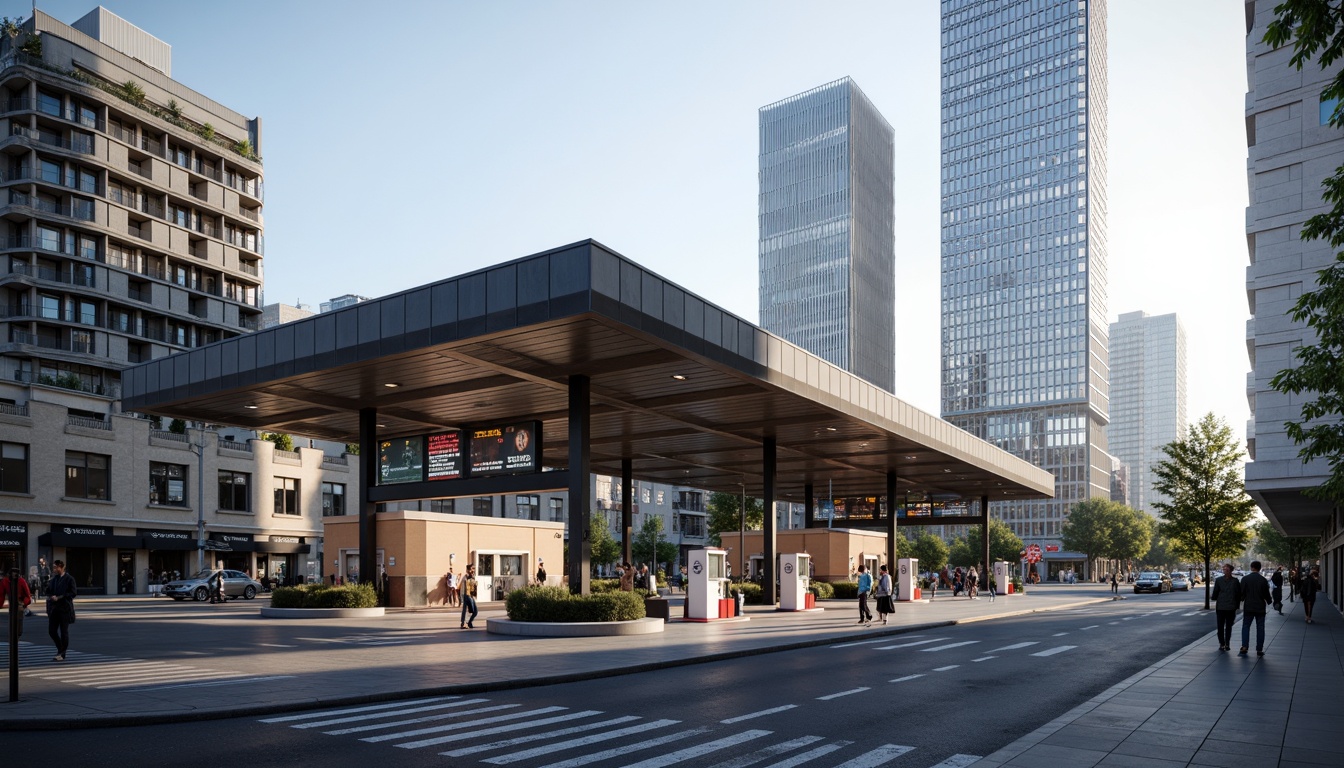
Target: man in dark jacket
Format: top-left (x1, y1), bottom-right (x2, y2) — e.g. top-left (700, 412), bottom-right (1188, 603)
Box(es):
top-left (1211, 563), bottom-right (1242, 652)
top-left (1239, 561), bottom-right (1273, 657)
top-left (46, 559), bottom-right (77, 661)
top-left (1270, 567), bottom-right (1284, 614)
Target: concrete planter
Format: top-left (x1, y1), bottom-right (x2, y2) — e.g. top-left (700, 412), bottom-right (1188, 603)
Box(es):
top-left (259, 607), bottom-right (385, 619)
top-left (486, 617), bottom-right (665, 637)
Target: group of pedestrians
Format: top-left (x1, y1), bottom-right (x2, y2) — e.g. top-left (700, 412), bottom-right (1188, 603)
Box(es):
top-left (1, 559), bottom-right (77, 661)
top-left (1212, 560), bottom-right (1323, 657)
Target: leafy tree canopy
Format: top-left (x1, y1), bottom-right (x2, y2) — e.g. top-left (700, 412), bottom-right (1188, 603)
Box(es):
top-left (948, 518), bottom-right (1023, 568)
top-left (908, 531), bottom-right (949, 572)
top-left (706, 491), bottom-right (763, 546)
top-left (632, 516), bottom-right (678, 571)
top-left (1059, 498), bottom-right (1151, 569)
top-left (1252, 518), bottom-right (1321, 568)
top-left (588, 511), bottom-right (621, 573)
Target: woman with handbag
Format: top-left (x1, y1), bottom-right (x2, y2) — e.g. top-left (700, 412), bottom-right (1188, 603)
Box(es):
top-left (875, 565), bottom-right (894, 625)
top-left (46, 559), bottom-right (77, 661)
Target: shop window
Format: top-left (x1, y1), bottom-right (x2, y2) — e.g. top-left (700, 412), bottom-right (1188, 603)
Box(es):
top-left (321, 482), bottom-right (345, 516)
top-left (0, 442), bottom-right (28, 493)
top-left (219, 470), bottom-right (249, 512)
top-left (472, 497), bottom-right (493, 517)
top-left (150, 462), bottom-right (188, 506)
top-left (273, 477), bottom-right (299, 516)
top-left (65, 451), bottom-right (109, 500)
top-left (516, 494), bottom-right (539, 520)
top-left (549, 497), bottom-right (564, 522)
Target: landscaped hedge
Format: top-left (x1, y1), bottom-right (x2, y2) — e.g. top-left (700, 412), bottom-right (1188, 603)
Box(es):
top-left (590, 578), bottom-right (622, 593)
top-left (729, 582), bottom-right (764, 604)
top-left (829, 581), bottom-right (859, 600)
top-left (808, 580), bottom-right (835, 599)
top-left (270, 583), bottom-right (378, 609)
top-left (505, 586), bottom-right (646, 622)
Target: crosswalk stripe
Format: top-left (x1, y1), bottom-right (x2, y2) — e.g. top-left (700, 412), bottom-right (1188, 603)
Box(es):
top-left (707, 735), bottom-right (826, 768)
top-left (933, 665), bottom-right (959, 672)
top-left (761, 740), bottom-right (850, 768)
top-left (259, 696), bottom-right (458, 723)
top-left (1052, 632), bottom-right (1069, 636)
top-left (480, 718), bottom-right (679, 764)
top-left (396, 709), bottom-right (600, 749)
top-left (889, 674), bottom-right (924, 683)
top-left (817, 687), bottom-right (869, 700)
top-left (987, 642), bottom-right (1038, 652)
top-left (873, 638), bottom-right (947, 650)
top-left (1080, 625), bottom-right (1099, 630)
top-left (392, 707), bottom-right (574, 749)
top-left (619, 729), bottom-right (772, 768)
top-left (926, 754), bottom-right (982, 768)
top-left (1183, 611), bottom-right (1201, 616)
top-left (920, 641), bottom-right (979, 652)
top-left (359, 704), bottom-right (530, 743)
top-left (442, 716), bottom-right (642, 758)
top-left (296, 698), bottom-right (490, 729)
top-left (722, 705), bottom-right (797, 723)
top-left (1030, 645), bottom-right (1077, 657)
top-left (971, 656), bottom-right (997, 662)
top-left (526, 726), bottom-right (707, 768)
top-left (831, 743), bottom-right (914, 768)
top-left (832, 636), bottom-right (922, 649)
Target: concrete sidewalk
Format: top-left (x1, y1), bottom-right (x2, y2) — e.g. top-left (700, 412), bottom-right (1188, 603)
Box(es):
top-left (2, 586), bottom-right (1110, 729)
top-left (971, 596), bottom-right (1344, 768)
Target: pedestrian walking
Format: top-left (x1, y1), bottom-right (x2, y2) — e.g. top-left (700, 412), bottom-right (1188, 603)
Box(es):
top-left (874, 565), bottom-right (893, 624)
top-left (45, 559), bottom-right (76, 661)
top-left (1110, 572), bottom-right (1119, 595)
top-left (966, 567), bottom-right (979, 599)
top-left (459, 564), bottom-right (478, 629)
top-left (1239, 561), bottom-right (1272, 657)
top-left (1, 567), bottom-right (33, 639)
top-left (927, 571), bottom-right (937, 601)
top-left (1287, 567), bottom-right (1297, 603)
top-left (856, 564), bottom-right (873, 626)
top-left (535, 560), bottom-right (547, 586)
top-left (987, 572), bottom-right (997, 602)
top-left (1300, 566), bottom-right (1320, 624)
top-left (1211, 563), bottom-right (1241, 652)
top-left (445, 570), bottom-right (458, 607)
top-left (1270, 567), bottom-right (1284, 614)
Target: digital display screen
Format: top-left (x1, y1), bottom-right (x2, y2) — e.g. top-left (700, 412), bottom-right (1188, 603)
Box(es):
top-left (468, 421), bottom-right (540, 476)
top-left (378, 436), bottom-right (424, 485)
top-left (426, 431), bottom-right (463, 481)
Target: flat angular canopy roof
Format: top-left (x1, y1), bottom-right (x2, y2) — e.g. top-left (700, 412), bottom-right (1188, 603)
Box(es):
top-left (121, 241), bottom-right (1055, 503)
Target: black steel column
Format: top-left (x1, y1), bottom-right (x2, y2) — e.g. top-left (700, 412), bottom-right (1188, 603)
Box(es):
top-left (804, 483), bottom-right (815, 528)
top-left (981, 495), bottom-right (991, 574)
top-left (358, 407), bottom-right (378, 586)
top-left (762, 437), bottom-right (777, 605)
top-left (568, 375), bottom-right (592, 594)
top-left (621, 458), bottom-right (633, 566)
top-left (886, 470), bottom-right (898, 569)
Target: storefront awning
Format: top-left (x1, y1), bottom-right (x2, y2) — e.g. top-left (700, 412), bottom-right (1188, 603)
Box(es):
top-left (39, 530), bottom-right (142, 549)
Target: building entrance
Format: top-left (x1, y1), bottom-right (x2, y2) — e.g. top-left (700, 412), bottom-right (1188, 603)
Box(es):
top-left (64, 547), bottom-right (106, 594)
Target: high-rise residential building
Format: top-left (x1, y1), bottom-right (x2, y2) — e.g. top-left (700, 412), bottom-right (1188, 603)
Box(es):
top-left (1107, 311), bottom-right (1186, 516)
top-left (940, 0), bottom-right (1110, 573)
top-left (320, 293), bottom-right (369, 313)
top-left (1245, 1), bottom-right (1342, 606)
top-left (759, 77), bottom-right (896, 392)
top-left (0, 10), bottom-right (345, 594)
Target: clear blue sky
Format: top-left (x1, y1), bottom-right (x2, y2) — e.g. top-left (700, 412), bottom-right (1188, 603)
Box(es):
top-left (30, 1), bottom-right (1251, 430)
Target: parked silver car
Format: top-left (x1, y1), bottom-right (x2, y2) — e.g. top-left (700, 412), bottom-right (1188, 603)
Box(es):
top-left (1133, 571), bottom-right (1173, 594)
top-left (1169, 573), bottom-right (1191, 591)
top-left (163, 569), bottom-right (263, 601)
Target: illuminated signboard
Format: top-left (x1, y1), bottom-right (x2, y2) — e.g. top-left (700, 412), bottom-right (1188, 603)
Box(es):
top-left (426, 431), bottom-right (463, 481)
top-left (378, 435), bottom-right (424, 485)
top-left (469, 421), bottom-right (541, 476)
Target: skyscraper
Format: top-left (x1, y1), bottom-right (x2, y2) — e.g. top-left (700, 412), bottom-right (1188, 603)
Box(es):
top-left (1107, 311), bottom-right (1187, 516)
top-left (1245, 0), bottom-right (1342, 605)
top-left (759, 78), bottom-right (895, 392)
top-left (940, 0), bottom-right (1110, 570)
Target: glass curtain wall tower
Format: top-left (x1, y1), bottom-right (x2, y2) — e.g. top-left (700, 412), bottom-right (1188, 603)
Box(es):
top-left (1107, 311), bottom-right (1186, 516)
top-left (940, 0), bottom-right (1110, 558)
top-left (759, 78), bottom-right (896, 393)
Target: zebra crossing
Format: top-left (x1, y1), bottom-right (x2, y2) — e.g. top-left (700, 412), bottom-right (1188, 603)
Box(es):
top-left (258, 696), bottom-right (982, 768)
top-left (1, 640), bottom-right (291, 690)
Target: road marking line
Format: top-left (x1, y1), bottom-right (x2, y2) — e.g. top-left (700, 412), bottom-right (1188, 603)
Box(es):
top-left (760, 741), bottom-right (850, 768)
top-left (259, 696), bottom-right (459, 723)
top-left (920, 641), bottom-right (980, 652)
top-left (95, 671), bottom-right (249, 688)
top-left (926, 755), bottom-right (983, 768)
top-left (1183, 611), bottom-right (1201, 616)
top-left (817, 687), bottom-right (870, 700)
top-left (126, 675), bottom-right (294, 691)
top-left (1107, 621), bottom-right (1120, 625)
top-left (389, 709), bottom-right (597, 747)
top-left (722, 705), bottom-right (798, 723)
top-left (988, 642), bottom-right (1038, 652)
top-left (386, 707), bottom-right (563, 748)
top-left (889, 674), bottom-right (924, 683)
top-left (257, 643), bottom-right (296, 648)
top-left (971, 656), bottom-right (997, 662)
top-left (933, 665), bottom-right (960, 672)
top-left (1123, 616), bottom-right (1136, 621)
top-left (1080, 625), bottom-right (1099, 630)
top-left (359, 705), bottom-right (524, 742)
top-left (1030, 645), bottom-right (1078, 657)
top-left (832, 636), bottom-right (922, 649)
top-left (619, 729), bottom-right (772, 768)
top-left (873, 638), bottom-right (948, 650)
top-left (831, 743), bottom-right (915, 768)
top-left (1052, 632), bottom-right (1069, 636)
top-left (480, 719), bottom-right (679, 764)
top-left (707, 735), bottom-right (826, 768)
top-left (442, 716), bottom-right (641, 757)
top-left (523, 726), bottom-right (705, 768)
top-left (296, 698), bottom-right (490, 729)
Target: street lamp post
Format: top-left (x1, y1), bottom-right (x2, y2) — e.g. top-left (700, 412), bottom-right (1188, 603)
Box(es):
top-left (190, 428), bottom-right (207, 572)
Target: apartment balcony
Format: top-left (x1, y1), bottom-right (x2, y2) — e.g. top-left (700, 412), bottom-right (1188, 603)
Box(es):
top-left (10, 327), bottom-right (93, 355)
top-left (7, 123), bottom-right (95, 156)
top-left (7, 261), bottom-right (95, 288)
top-left (7, 189), bottom-right (96, 222)
top-left (3, 96), bottom-right (106, 131)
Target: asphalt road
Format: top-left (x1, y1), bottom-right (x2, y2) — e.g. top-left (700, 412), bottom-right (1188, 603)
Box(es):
top-left (4, 589), bottom-right (1215, 767)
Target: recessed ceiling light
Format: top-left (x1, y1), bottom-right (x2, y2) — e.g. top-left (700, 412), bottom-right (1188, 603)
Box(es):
top-left (244, 404), bottom-right (258, 409)
top-left (671, 374), bottom-right (688, 381)
top-left (904, 455), bottom-right (917, 460)
top-left (943, 469), bottom-right (952, 473)
top-left (826, 427), bottom-right (837, 432)
top-left (376, 423), bottom-right (386, 428)
top-left (384, 383), bottom-right (400, 388)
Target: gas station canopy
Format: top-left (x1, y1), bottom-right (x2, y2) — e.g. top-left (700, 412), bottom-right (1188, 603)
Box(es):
top-left (121, 240), bottom-right (1054, 504)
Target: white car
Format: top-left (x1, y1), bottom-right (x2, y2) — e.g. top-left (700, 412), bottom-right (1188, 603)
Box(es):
top-left (1170, 573), bottom-right (1191, 591)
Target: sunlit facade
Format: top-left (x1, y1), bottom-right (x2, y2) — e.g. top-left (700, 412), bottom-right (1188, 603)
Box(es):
top-left (1107, 311), bottom-right (1186, 516)
top-left (759, 77), bottom-right (895, 392)
top-left (940, 0), bottom-right (1110, 560)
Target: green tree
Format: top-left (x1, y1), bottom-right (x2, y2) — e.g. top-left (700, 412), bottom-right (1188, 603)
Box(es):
top-left (1153, 413), bottom-right (1258, 609)
top-left (1109, 506), bottom-right (1153, 566)
top-left (1264, 2), bottom-right (1344, 505)
top-left (1059, 498), bottom-right (1120, 579)
top-left (1252, 518), bottom-right (1321, 569)
top-left (588, 511), bottom-right (621, 575)
top-left (948, 518), bottom-right (1023, 568)
top-left (168, 418), bottom-right (187, 435)
top-left (261, 431), bottom-right (294, 451)
top-left (343, 442), bottom-right (360, 455)
top-left (908, 531), bottom-right (949, 572)
top-left (706, 491), bottom-right (763, 546)
top-left (1142, 524), bottom-right (1183, 573)
top-left (632, 516), bottom-right (677, 572)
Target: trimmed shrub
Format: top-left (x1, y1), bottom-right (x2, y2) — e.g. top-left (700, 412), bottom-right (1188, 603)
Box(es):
top-left (589, 578), bottom-right (621, 593)
top-left (505, 585), bottom-right (645, 622)
top-left (730, 582), bottom-right (764, 604)
top-left (269, 585), bottom-right (306, 608)
top-left (829, 581), bottom-right (859, 600)
top-left (269, 583), bottom-right (377, 609)
top-left (808, 580), bottom-right (835, 599)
